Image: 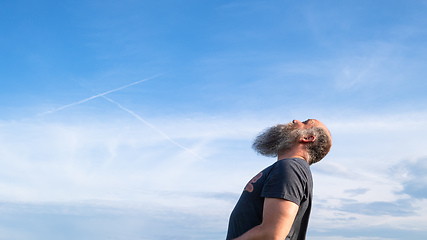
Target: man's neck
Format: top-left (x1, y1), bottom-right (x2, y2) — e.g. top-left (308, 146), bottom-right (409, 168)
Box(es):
top-left (277, 146), bottom-right (309, 164)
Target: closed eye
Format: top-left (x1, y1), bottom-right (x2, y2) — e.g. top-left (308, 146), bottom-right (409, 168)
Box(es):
top-left (303, 119), bottom-right (313, 124)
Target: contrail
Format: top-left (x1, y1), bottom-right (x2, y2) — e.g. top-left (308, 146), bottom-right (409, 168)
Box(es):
top-left (36, 72), bottom-right (202, 159)
top-left (101, 95), bottom-right (204, 161)
top-left (38, 74), bottom-right (162, 117)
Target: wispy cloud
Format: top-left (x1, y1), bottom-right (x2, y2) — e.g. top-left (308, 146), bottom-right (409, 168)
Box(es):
top-left (392, 158), bottom-right (427, 199)
top-left (37, 74), bottom-right (163, 117)
top-left (101, 95), bottom-right (205, 160)
top-left (340, 198), bottom-right (417, 217)
top-left (2, 107), bottom-right (427, 239)
top-left (344, 188), bottom-right (370, 197)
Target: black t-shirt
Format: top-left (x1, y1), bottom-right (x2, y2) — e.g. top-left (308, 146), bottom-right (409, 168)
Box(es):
top-left (226, 158), bottom-right (313, 240)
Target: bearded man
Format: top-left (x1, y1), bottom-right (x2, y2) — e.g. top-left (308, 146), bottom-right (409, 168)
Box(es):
top-left (226, 119), bottom-right (332, 240)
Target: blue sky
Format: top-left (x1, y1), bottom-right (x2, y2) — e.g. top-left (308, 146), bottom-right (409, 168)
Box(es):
top-left (1, 0), bottom-right (427, 239)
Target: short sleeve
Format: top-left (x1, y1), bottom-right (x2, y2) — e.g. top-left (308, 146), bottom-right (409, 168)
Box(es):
top-left (261, 159), bottom-right (308, 205)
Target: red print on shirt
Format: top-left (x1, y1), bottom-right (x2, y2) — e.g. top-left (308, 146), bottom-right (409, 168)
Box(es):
top-left (244, 172), bottom-right (263, 193)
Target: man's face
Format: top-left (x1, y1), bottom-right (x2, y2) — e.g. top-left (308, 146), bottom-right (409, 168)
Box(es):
top-left (292, 119), bottom-right (316, 129)
top-left (292, 119), bottom-right (330, 135)
top-left (291, 119), bottom-right (332, 143)
top-left (291, 119), bottom-right (332, 155)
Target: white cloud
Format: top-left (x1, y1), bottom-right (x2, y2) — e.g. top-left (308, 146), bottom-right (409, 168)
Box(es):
top-left (306, 110), bottom-right (427, 236)
top-left (1, 108), bottom-right (427, 238)
top-left (0, 114), bottom-right (267, 206)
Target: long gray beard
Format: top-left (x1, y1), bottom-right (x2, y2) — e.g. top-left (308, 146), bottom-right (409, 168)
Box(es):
top-left (252, 123), bottom-right (300, 157)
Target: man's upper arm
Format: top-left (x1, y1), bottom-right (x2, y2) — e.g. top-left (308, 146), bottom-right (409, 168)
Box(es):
top-left (261, 197), bottom-right (299, 239)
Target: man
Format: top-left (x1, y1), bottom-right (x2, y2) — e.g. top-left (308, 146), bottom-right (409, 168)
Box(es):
top-left (226, 119), bottom-right (332, 240)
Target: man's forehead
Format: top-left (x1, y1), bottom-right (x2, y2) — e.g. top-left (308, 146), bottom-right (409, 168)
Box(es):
top-left (305, 119), bottom-right (319, 125)
top-left (307, 119), bottom-right (329, 131)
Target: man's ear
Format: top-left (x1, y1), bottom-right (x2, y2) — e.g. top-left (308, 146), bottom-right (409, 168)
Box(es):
top-left (301, 135), bottom-right (315, 143)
